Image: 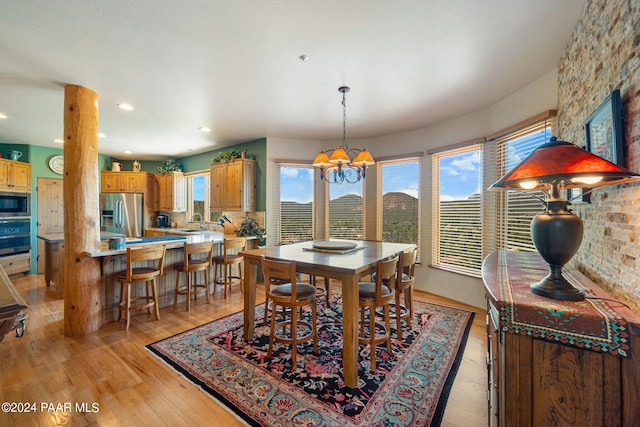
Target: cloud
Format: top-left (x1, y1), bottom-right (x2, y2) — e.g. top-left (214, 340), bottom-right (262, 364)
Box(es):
top-left (281, 167), bottom-right (299, 177)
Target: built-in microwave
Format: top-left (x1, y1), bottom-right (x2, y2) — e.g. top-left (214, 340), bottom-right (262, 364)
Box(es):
top-left (0, 192), bottom-right (31, 217)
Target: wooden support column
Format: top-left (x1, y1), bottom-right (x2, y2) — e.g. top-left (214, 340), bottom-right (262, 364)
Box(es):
top-left (63, 84), bottom-right (102, 337)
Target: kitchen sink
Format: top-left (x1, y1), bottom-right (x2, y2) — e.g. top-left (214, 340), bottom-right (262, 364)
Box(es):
top-left (172, 229), bottom-right (202, 233)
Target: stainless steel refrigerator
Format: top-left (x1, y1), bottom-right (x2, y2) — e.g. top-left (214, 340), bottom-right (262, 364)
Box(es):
top-left (100, 193), bottom-right (144, 237)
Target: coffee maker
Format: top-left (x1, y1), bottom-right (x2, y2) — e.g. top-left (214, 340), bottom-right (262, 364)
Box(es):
top-left (156, 215), bottom-right (169, 228)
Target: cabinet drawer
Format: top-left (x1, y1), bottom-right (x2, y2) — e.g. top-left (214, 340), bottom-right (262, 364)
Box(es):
top-left (0, 252), bottom-right (31, 276)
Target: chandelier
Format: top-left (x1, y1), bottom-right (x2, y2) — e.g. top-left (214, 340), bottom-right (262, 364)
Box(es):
top-left (313, 86), bottom-right (375, 184)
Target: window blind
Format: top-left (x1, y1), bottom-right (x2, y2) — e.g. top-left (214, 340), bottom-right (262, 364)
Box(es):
top-left (431, 143), bottom-right (483, 277)
top-left (274, 164), bottom-right (315, 244)
top-left (329, 180), bottom-right (363, 240)
top-left (377, 157), bottom-right (421, 260)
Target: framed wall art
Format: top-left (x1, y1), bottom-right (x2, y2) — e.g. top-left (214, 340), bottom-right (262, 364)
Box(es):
top-left (584, 89), bottom-right (624, 166)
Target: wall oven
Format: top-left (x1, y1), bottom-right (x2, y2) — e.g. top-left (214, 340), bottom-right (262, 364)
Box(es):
top-left (0, 218), bottom-right (30, 256)
top-left (0, 192), bottom-right (30, 217)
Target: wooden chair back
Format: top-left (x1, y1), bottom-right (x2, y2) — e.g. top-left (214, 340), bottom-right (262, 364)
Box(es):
top-left (125, 245), bottom-right (166, 282)
top-left (223, 237), bottom-right (246, 261)
top-left (183, 241), bottom-right (213, 272)
top-left (261, 257), bottom-right (300, 300)
top-left (400, 247), bottom-right (417, 277)
top-left (375, 256), bottom-right (398, 302)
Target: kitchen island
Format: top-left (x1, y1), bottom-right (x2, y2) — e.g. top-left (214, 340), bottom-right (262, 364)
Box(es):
top-left (40, 231), bottom-right (258, 326)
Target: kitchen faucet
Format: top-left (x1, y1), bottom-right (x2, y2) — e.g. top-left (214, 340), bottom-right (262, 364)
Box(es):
top-left (191, 213), bottom-right (204, 230)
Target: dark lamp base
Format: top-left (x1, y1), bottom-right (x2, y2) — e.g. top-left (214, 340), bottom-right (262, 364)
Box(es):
top-left (530, 273), bottom-right (585, 301)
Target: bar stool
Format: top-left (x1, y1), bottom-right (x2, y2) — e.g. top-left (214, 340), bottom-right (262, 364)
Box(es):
top-left (391, 247), bottom-right (417, 339)
top-left (116, 245), bottom-right (166, 330)
top-left (261, 257), bottom-right (319, 372)
top-left (358, 255), bottom-right (398, 371)
top-left (174, 241), bottom-right (214, 311)
top-left (212, 237), bottom-right (246, 298)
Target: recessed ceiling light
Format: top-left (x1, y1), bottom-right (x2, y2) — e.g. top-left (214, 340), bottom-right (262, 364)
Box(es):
top-left (0, 113), bottom-right (7, 119)
top-left (124, 150), bottom-right (133, 154)
top-left (117, 103), bottom-right (134, 111)
top-left (97, 133), bottom-right (106, 138)
top-left (199, 126), bottom-right (211, 133)
top-left (299, 54), bottom-right (309, 62)
top-left (53, 139), bottom-right (64, 143)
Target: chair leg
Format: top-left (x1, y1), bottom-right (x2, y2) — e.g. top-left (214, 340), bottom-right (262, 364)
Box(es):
top-left (152, 278), bottom-right (160, 320)
top-left (186, 271), bottom-right (191, 312)
top-left (118, 282), bottom-right (124, 321)
top-left (204, 269), bottom-right (211, 304)
top-left (384, 304), bottom-right (392, 354)
top-left (311, 299), bottom-right (319, 355)
top-left (174, 271), bottom-right (180, 308)
top-left (124, 283), bottom-right (131, 330)
top-left (267, 304), bottom-right (277, 358)
top-left (406, 286), bottom-right (413, 329)
top-left (290, 307), bottom-right (298, 372)
top-left (395, 291), bottom-right (403, 339)
top-left (369, 305), bottom-right (376, 371)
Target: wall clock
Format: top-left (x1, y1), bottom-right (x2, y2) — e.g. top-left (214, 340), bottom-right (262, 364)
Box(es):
top-left (48, 155), bottom-right (64, 175)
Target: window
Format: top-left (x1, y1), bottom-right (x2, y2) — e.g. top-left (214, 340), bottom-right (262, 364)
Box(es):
top-left (275, 164), bottom-right (315, 244)
top-left (378, 158), bottom-right (421, 257)
top-left (492, 124), bottom-right (552, 251)
top-left (430, 111), bottom-right (555, 277)
top-left (187, 172), bottom-right (210, 222)
top-left (431, 144), bottom-right (483, 276)
top-left (328, 180), bottom-right (363, 239)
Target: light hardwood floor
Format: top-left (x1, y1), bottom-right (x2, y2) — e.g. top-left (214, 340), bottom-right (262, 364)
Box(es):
top-left (0, 274), bottom-right (488, 426)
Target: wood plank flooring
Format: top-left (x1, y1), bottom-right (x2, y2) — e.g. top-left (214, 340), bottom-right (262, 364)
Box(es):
top-left (0, 274), bottom-right (488, 426)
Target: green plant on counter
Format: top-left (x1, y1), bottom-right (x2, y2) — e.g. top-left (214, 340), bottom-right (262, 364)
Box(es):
top-left (236, 216), bottom-right (266, 245)
top-left (211, 150), bottom-right (242, 163)
top-left (157, 159), bottom-right (183, 173)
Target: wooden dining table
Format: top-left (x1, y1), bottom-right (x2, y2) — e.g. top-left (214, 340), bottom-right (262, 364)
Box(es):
top-left (240, 239), bottom-right (415, 388)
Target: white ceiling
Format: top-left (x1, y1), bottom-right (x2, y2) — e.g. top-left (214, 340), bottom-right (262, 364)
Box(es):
top-left (0, 0), bottom-right (585, 160)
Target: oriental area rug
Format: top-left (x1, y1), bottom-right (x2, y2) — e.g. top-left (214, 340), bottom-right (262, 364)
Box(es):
top-left (146, 297), bottom-right (474, 427)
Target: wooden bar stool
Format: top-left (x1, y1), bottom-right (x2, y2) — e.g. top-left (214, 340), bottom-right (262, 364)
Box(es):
top-left (358, 255), bottom-right (398, 371)
top-left (174, 241), bottom-right (214, 311)
top-left (213, 237), bottom-right (246, 298)
top-left (116, 245), bottom-right (166, 330)
top-left (391, 247), bottom-right (417, 339)
top-left (261, 257), bottom-right (319, 372)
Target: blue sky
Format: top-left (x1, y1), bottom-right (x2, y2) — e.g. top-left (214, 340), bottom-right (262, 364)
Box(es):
top-left (438, 150), bottom-right (482, 201)
top-left (280, 162), bottom-right (420, 203)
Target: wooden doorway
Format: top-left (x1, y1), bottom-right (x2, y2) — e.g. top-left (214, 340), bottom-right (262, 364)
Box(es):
top-left (36, 178), bottom-right (64, 273)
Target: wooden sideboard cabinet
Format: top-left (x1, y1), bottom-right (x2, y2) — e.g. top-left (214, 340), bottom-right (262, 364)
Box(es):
top-left (155, 171), bottom-right (186, 212)
top-left (210, 158), bottom-right (256, 212)
top-left (0, 158), bottom-right (31, 192)
top-left (482, 250), bottom-right (640, 427)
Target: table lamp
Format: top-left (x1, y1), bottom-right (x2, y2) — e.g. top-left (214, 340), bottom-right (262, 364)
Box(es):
top-left (489, 137), bottom-right (639, 301)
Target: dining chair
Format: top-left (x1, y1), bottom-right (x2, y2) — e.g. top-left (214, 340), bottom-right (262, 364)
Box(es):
top-left (116, 244), bottom-right (166, 330)
top-left (212, 237), bottom-right (246, 298)
top-left (391, 247), bottom-right (417, 339)
top-left (261, 257), bottom-right (319, 372)
top-left (174, 241), bottom-right (214, 311)
top-left (358, 255), bottom-right (398, 371)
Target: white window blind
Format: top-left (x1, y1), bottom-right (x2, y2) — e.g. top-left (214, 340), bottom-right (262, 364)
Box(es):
top-left (377, 157), bottom-right (421, 259)
top-left (431, 144), bottom-right (483, 276)
top-left (187, 172), bottom-right (210, 222)
top-left (486, 115), bottom-right (555, 253)
top-left (274, 164), bottom-right (315, 244)
top-left (329, 180), bottom-right (363, 239)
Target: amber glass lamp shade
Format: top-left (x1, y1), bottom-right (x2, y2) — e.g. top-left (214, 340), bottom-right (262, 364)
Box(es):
top-left (351, 149), bottom-right (375, 167)
top-left (312, 151), bottom-right (331, 167)
top-left (490, 138), bottom-right (639, 301)
top-left (329, 147), bottom-right (350, 164)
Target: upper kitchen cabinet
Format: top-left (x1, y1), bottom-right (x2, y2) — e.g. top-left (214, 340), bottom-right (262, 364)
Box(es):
top-left (100, 171), bottom-right (156, 210)
top-left (0, 159), bottom-right (31, 193)
top-left (210, 158), bottom-right (256, 212)
top-left (155, 171), bottom-right (186, 212)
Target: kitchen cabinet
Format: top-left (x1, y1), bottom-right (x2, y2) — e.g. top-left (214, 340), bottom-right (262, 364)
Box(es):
top-left (210, 158), bottom-right (256, 212)
top-left (483, 250), bottom-right (640, 427)
top-left (144, 229), bottom-right (168, 237)
top-left (0, 252), bottom-right (31, 277)
top-left (0, 159), bottom-right (31, 192)
top-left (100, 171), bottom-right (156, 210)
top-left (155, 172), bottom-right (186, 212)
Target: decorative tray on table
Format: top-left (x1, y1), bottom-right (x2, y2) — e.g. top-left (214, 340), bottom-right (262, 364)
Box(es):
top-left (304, 241), bottom-right (364, 254)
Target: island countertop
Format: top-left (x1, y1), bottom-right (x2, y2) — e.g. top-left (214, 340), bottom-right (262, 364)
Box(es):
top-left (38, 231), bottom-right (126, 244)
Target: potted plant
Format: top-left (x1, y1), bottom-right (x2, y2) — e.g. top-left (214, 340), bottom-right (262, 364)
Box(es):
top-left (157, 159), bottom-right (183, 173)
top-left (211, 149), bottom-right (242, 163)
top-left (236, 216), bottom-right (266, 245)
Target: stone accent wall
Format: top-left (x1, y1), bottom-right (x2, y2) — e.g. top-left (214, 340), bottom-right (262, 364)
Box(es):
top-left (558, 0), bottom-right (640, 311)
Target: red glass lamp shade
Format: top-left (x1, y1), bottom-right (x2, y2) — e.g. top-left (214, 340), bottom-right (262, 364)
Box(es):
top-left (490, 138), bottom-right (639, 301)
